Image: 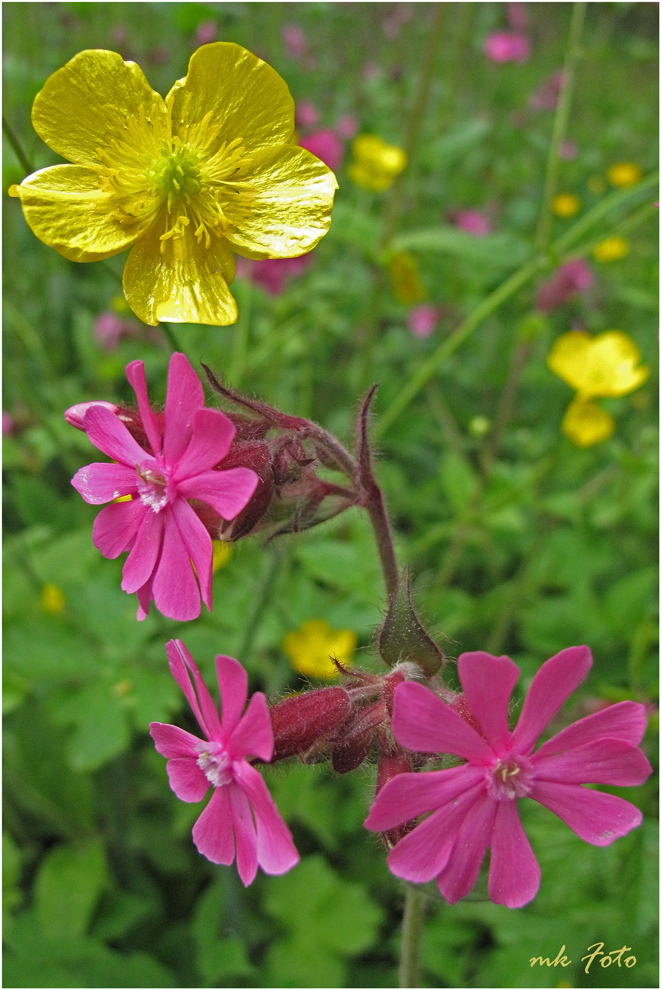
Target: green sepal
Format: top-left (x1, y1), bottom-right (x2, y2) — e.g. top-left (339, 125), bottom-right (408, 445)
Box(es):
top-left (378, 566), bottom-right (444, 675)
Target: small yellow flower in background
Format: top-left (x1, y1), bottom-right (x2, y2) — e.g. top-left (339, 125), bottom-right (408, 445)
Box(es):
top-left (607, 162), bottom-right (643, 188)
top-left (41, 584), bottom-right (65, 614)
top-left (562, 397), bottom-right (615, 447)
top-left (283, 619), bottom-right (357, 679)
top-left (552, 193), bottom-right (581, 217)
top-left (387, 251), bottom-right (426, 304)
top-left (110, 294), bottom-right (131, 314)
top-left (348, 134), bottom-right (406, 192)
top-left (593, 236), bottom-right (630, 262)
top-left (9, 45), bottom-right (337, 327)
top-left (212, 539), bottom-right (233, 572)
top-left (587, 175), bottom-right (606, 195)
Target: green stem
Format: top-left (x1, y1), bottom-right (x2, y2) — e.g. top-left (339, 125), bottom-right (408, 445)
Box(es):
top-left (534, 2), bottom-right (587, 252)
top-left (2, 114), bottom-right (33, 174)
top-left (399, 886), bottom-right (425, 988)
top-left (553, 170), bottom-right (658, 255)
top-left (160, 322), bottom-right (189, 358)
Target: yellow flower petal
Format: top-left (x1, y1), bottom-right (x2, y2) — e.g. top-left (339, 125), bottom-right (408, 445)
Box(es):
top-left (552, 193), bottom-right (581, 217)
top-left (9, 164), bottom-right (142, 262)
top-left (123, 218), bottom-right (237, 326)
top-left (548, 330), bottom-right (648, 399)
top-left (547, 331), bottom-right (593, 392)
top-left (348, 135), bottom-right (407, 192)
top-left (593, 236), bottom-right (629, 262)
top-left (167, 42), bottom-right (295, 154)
top-left (221, 144), bottom-right (338, 259)
top-left (283, 619), bottom-right (357, 680)
top-left (31, 49), bottom-right (167, 167)
top-left (607, 162), bottom-right (643, 188)
top-left (562, 397), bottom-right (614, 447)
top-left (388, 251), bottom-right (427, 304)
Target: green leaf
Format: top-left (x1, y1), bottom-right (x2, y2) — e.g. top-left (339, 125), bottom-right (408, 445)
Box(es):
top-left (65, 683), bottom-right (131, 770)
top-left (4, 618), bottom-right (100, 681)
top-left (35, 840), bottom-right (107, 940)
top-left (391, 227), bottom-right (530, 269)
top-left (439, 450), bottom-right (479, 516)
top-left (326, 201), bottom-right (381, 256)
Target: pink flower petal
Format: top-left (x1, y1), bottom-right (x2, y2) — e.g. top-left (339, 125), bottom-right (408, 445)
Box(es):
top-left (71, 462), bottom-right (137, 504)
top-left (173, 408), bottom-right (236, 480)
top-left (177, 467), bottom-right (259, 521)
top-left (233, 761), bottom-right (299, 875)
top-left (511, 646), bottom-right (592, 755)
top-left (149, 721), bottom-right (203, 759)
top-left (125, 359), bottom-right (162, 456)
top-left (488, 799), bottom-right (540, 908)
top-left (171, 498), bottom-right (213, 611)
top-left (458, 652), bottom-right (519, 752)
top-left (436, 794), bottom-right (498, 904)
top-left (163, 353), bottom-right (205, 466)
top-left (365, 764), bottom-right (485, 832)
top-left (532, 739), bottom-right (652, 787)
top-left (152, 515), bottom-right (202, 621)
top-left (192, 787), bottom-right (235, 865)
top-left (165, 639), bottom-right (222, 740)
top-left (136, 570), bottom-right (155, 620)
top-left (92, 498), bottom-right (145, 558)
top-left (121, 507), bottom-right (164, 594)
top-left (166, 757), bottom-right (210, 803)
top-left (228, 692), bottom-right (274, 762)
top-left (392, 682), bottom-right (494, 763)
top-left (65, 400), bottom-right (119, 431)
top-left (216, 655), bottom-right (248, 739)
top-left (83, 404), bottom-right (149, 466)
top-left (229, 782), bottom-right (259, 886)
top-left (531, 780), bottom-right (642, 845)
top-left (534, 701), bottom-right (648, 758)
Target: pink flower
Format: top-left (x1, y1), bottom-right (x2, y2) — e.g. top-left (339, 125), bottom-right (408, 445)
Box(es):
top-left (336, 114), bottom-right (358, 140)
top-left (64, 400), bottom-right (120, 431)
top-left (559, 139), bottom-right (578, 161)
top-left (484, 31), bottom-right (531, 64)
top-left (151, 640), bottom-right (299, 883)
top-left (506, 2), bottom-right (528, 31)
top-left (536, 259), bottom-right (594, 312)
top-left (298, 130), bottom-right (344, 172)
top-left (195, 20), bottom-right (216, 46)
top-left (365, 648), bottom-right (651, 908)
top-left (69, 353), bottom-right (258, 621)
top-left (94, 312), bottom-right (136, 351)
top-left (282, 24), bottom-right (307, 59)
top-left (529, 70), bottom-right (564, 111)
top-left (408, 305), bottom-right (439, 339)
top-left (295, 100), bottom-right (319, 128)
top-left (239, 255), bottom-right (314, 295)
top-left (451, 209), bottom-right (492, 237)
top-left (2, 411), bottom-right (14, 435)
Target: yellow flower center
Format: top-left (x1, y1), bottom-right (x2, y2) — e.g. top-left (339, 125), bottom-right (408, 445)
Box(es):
top-left (149, 140), bottom-right (202, 209)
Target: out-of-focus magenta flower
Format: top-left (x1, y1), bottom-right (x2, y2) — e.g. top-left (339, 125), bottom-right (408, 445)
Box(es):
top-left (365, 648), bottom-right (651, 907)
top-left (336, 114), bottom-right (358, 140)
top-left (536, 259), bottom-right (594, 313)
top-left (484, 32), bottom-right (531, 64)
top-left (450, 209), bottom-right (492, 237)
top-left (408, 305), bottom-right (439, 339)
top-left (299, 130), bottom-right (344, 172)
top-left (69, 353), bottom-right (258, 621)
top-left (195, 20), bottom-right (217, 46)
top-left (64, 400), bottom-right (120, 431)
top-left (2, 411), bottom-right (14, 435)
top-left (295, 100), bottom-right (319, 128)
top-left (282, 24), bottom-right (307, 59)
top-left (237, 254), bottom-right (314, 296)
top-left (506, 2), bottom-right (528, 31)
top-left (529, 70), bottom-right (564, 111)
top-left (559, 140), bottom-right (578, 161)
top-left (150, 639), bottom-right (299, 883)
top-left (93, 311), bottom-right (136, 351)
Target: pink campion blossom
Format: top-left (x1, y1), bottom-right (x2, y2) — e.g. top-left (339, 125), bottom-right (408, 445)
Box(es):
top-left (336, 114), bottom-right (358, 140)
top-left (65, 400), bottom-right (120, 431)
top-left (151, 640), bottom-right (299, 883)
top-left (559, 139), bottom-right (578, 161)
top-left (295, 100), bottom-right (319, 128)
top-left (94, 311), bottom-right (136, 351)
top-left (365, 648), bottom-right (651, 908)
top-left (69, 353), bottom-right (258, 621)
top-left (450, 209), bottom-right (492, 237)
top-left (484, 31), bottom-right (531, 64)
top-left (282, 24), bottom-right (307, 59)
top-left (195, 20), bottom-right (217, 46)
top-left (529, 70), bottom-right (565, 111)
top-left (2, 411), bottom-right (15, 435)
top-left (238, 254), bottom-right (314, 295)
top-left (536, 259), bottom-right (594, 312)
top-left (299, 130), bottom-right (344, 172)
top-left (408, 305), bottom-right (439, 339)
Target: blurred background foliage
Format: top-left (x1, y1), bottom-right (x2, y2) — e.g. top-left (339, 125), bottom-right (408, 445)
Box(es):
top-left (2, 2), bottom-right (658, 987)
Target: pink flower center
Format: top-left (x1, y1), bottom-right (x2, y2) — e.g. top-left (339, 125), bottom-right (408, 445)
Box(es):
top-left (486, 755), bottom-right (535, 800)
top-left (136, 458), bottom-right (173, 513)
top-left (196, 741), bottom-right (233, 788)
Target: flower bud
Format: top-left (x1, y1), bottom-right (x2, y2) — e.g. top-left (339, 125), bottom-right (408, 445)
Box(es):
top-left (64, 400), bottom-right (120, 431)
top-left (269, 686), bottom-right (351, 761)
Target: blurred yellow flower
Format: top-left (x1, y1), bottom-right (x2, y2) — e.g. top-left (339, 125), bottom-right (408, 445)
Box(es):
top-left (548, 330), bottom-right (649, 399)
top-left (41, 584), bottom-right (65, 614)
top-left (587, 175), bottom-right (606, 195)
top-left (593, 236), bottom-right (630, 262)
top-left (607, 162), bottom-right (643, 188)
top-left (348, 135), bottom-right (406, 191)
top-left (562, 397), bottom-right (615, 447)
top-left (388, 252), bottom-right (426, 304)
top-left (212, 539), bottom-right (233, 572)
top-left (9, 45), bottom-right (337, 327)
top-left (552, 193), bottom-right (581, 217)
top-left (283, 619), bottom-right (357, 679)
top-left (110, 294), bottom-right (131, 314)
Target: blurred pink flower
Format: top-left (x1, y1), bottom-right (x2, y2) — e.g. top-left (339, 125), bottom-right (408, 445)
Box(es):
top-left (536, 259), bottom-right (594, 312)
top-left (282, 24), bottom-right (307, 59)
top-left (237, 255), bottom-right (314, 296)
top-left (506, 2), bottom-right (528, 31)
top-left (529, 70), bottom-right (564, 111)
top-left (94, 312), bottom-right (136, 351)
top-left (408, 305), bottom-right (439, 339)
top-left (295, 100), bottom-right (319, 128)
top-left (151, 639), bottom-right (299, 882)
top-left (336, 114), bottom-right (358, 140)
top-left (559, 140), bottom-right (578, 161)
top-left (69, 353), bottom-right (258, 621)
top-left (450, 209), bottom-right (492, 237)
top-left (299, 130), bottom-right (344, 172)
top-left (2, 411), bottom-right (14, 435)
top-left (365, 648), bottom-right (651, 907)
top-left (484, 32), bottom-right (531, 64)
top-left (195, 20), bottom-right (216, 46)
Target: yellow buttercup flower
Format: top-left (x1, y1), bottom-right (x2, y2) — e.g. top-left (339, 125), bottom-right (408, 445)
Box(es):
top-left (552, 193), bottom-right (581, 217)
top-left (547, 330), bottom-right (649, 399)
top-left (9, 45), bottom-right (337, 327)
top-left (562, 397), bottom-right (615, 447)
top-left (41, 584), bottom-right (65, 614)
top-left (283, 619), bottom-right (357, 679)
top-left (212, 539), bottom-right (232, 572)
top-left (348, 135), bottom-right (406, 192)
top-left (387, 251), bottom-right (426, 304)
top-left (593, 236), bottom-right (629, 262)
top-left (607, 162), bottom-right (643, 188)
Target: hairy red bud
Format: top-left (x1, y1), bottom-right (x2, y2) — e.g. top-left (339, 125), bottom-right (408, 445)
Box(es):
top-left (383, 670), bottom-right (406, 718)
top-left (376, 753), bottom-right (412, 794)
top-left (449, 693), bottom-right (482, 735)
top-left (269, 687), bottom-right (351, 761)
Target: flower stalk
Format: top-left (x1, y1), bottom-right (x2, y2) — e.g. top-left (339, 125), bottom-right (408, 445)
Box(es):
top-left (399, 886), bottom-right (425, 988)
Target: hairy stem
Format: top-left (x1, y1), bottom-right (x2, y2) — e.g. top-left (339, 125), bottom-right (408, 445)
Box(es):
top-left (399, 886), bottom-right (425, 988)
